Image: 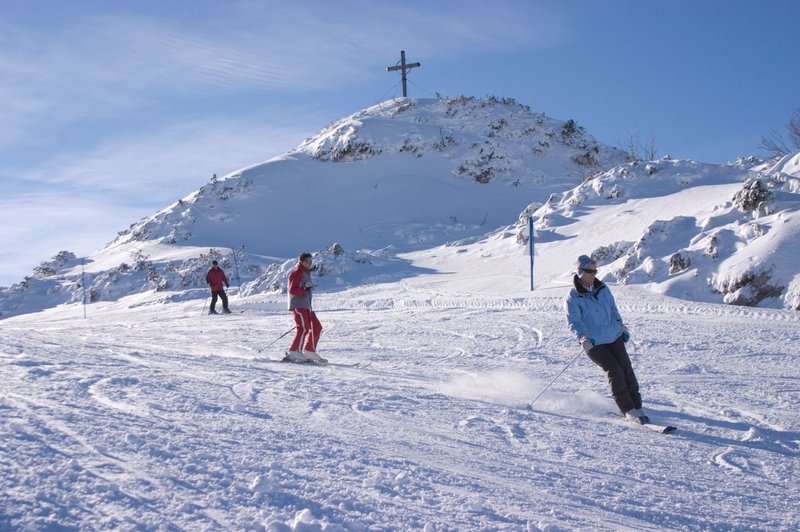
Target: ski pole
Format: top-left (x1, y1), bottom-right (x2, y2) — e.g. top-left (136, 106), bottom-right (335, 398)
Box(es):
top-left (257, 327), bottom-right (295, 353)
top-left (201, 295), bottom-right (210, 316)
top-left (529, 349), bottom-right (584, 408)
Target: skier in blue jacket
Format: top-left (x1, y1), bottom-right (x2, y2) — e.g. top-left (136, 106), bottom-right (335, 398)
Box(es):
top-left (565, 255), bottom-right (649, 424)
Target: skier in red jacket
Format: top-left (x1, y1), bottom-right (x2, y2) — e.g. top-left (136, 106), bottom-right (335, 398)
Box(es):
top-left (205, 260), bottom-right (231, 314)
top-left (285, 253), bottom-right (325, 363)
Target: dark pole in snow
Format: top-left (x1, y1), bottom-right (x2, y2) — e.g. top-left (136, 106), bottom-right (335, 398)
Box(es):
top-left (231, 246), bottom-right (242, 294)
top-left (529, 215), bottom-right (535, 291)
top-left (82, 258), bottom-right (87, 319)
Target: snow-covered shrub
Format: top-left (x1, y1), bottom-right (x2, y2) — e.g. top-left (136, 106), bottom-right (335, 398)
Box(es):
top-left (432, 130), bottom-right (457, 151)
top-left (605, 218), bottom-right (697, 284)
top-left (456, 142), bottom-right (511, 183)
top-left (33, 251), bottom-right (77, 278)
top-left (784, 274), bottom-right (800, 310)
top-left (736, 223), bottom-right (766, 242)
top-left (606, 184), bottom-right (624, 199)
top-left (591, 242), bottom-right (632, 265)
top-left (330, 137), bottom-right (381, 161)
top-left (488, 118), bottom-right (508, 135)
top-left (669, 252), bottom-right (692, 274)
top-left (732, 179), bottom-right (772, 215)
top-left (33, 264), bottom-right (57, 278)
top-left (560, 119), bottom-right (580, 142)
top-left (712, 266), bottom-right (784, 306)
top-left (399, 137), bottom-right (423, 157)
top-left (704, 234), bottom-right (719, 259)
top-left (571, 150), bottom-right (600, 167)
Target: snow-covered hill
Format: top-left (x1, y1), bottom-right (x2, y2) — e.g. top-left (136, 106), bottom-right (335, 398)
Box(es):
top-left (519, 151), bottom-right (800, 310)
top-left (2, 96), bottom-right (799, 319)
top-left (0, 96), bottom-right (625, 318)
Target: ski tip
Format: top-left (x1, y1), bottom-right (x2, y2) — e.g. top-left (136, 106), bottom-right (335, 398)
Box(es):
top-left (661, 425), bottom-right (678, 434)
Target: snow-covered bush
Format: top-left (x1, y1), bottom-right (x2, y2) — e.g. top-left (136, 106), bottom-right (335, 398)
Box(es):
top-left (669, 252), bottom-right (692, 274)
top-left (33, 251), bottom-right (77, 278)
top-left (711, 266), bottom-right (784, 306)
top-left (784, 274), bottom-right (800, 310)
top-left (733, 179), bottom-right (772, 215)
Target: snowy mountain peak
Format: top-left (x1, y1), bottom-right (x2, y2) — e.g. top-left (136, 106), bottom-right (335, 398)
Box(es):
top-left (293, 96), bottom-right (621, 175)
top-left (2, 96), bottom-right (799, 318)
top-left (110, 96), bottom-right (621, 252)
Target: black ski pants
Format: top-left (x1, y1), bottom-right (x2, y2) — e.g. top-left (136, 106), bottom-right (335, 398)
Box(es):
top-left (210, 290), bottom-right (229, 312)
top-left (587, 336), bottom-right (642, 413)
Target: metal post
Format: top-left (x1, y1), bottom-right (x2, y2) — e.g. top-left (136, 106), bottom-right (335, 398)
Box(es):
top-left (400, 50), bottom-right (408, 97)
top-left (81, 258), bottom-right (87, 319)
top-left (529, 215), bottom-right (535, 291)
top-left (231, 246), bottom-right (241, 294)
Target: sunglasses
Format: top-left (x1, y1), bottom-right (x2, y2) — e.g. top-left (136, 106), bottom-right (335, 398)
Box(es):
top-left (580, 268), bottom-right (598, 275)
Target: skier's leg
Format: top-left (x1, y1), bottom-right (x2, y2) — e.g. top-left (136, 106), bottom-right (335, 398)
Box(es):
top-left (607, 337), bottom-right (642, 409)
top-left (303, 311), bottom-right (322, 353)
top-left (220, 290), bottom-right (229, 311)
top-left (289, 309), bottom-right (308, 352)
top-left (588, 343), bottom-right (636, 413)
top-left (209, 291), bottom-right (219, 312)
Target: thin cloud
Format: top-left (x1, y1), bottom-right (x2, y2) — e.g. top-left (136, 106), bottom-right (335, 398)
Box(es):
top-left (15, 113), bottom-right (315, 198)
top-left (0, 1), bottom-right (570, 133)
top-left (0, 190), bottom-right (145, 286)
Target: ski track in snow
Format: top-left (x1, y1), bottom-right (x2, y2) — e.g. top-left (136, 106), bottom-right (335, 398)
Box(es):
top-left (1, 288), bottom-right (799, 530)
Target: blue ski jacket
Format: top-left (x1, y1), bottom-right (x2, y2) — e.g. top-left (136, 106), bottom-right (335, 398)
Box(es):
top-left (565, 276), bottom-right (625, 346)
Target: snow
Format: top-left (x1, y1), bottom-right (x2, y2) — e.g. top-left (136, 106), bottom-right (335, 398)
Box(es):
top-left (2, 279), bottom-right (799, 530)
top-left (2, 97), bottom-right (799, 529)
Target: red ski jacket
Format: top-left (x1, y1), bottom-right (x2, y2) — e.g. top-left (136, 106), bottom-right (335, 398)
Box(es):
top-left (288, 263), bottom-right (312, 309)
top-left (206, 267), bottom-right (229, 292)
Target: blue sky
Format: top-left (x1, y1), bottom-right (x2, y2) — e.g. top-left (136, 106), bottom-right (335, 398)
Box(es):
top-left (1, 0), bottom-right (798, 287)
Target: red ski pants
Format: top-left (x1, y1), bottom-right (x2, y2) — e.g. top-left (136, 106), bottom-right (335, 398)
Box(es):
top-left (289, 308), bottom-right (322, 353)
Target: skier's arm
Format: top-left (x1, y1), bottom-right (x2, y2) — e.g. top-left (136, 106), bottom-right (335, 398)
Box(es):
top-left (288, 269), bottom-right (306, 296)
top-left (565, 296), bottom-right (588, 341)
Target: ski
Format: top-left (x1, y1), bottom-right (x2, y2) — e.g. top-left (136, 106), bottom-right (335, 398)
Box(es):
top-left (320, 361), bottom-right (371, 368)
top-left (641, 423), bottom-right (677, 434)
top-left (608, 412), bottom-right (677, 434)
top-left (253, 357), bottom-right (370, 369)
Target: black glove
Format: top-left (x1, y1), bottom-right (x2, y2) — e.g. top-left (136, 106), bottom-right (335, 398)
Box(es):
top-left (226, 283), bottom-right (230, 288)
top-left (303, 281), bottom-right (314, 290)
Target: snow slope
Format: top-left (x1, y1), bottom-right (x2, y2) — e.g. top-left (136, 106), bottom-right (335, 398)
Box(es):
top-left (2, 273), bottom-right (798, 530)
top-left (519, 152), bottom-right (800, 309)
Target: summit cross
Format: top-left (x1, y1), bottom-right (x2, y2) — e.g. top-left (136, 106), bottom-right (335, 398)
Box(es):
top-left (386, 50), bottom-right (421, 98)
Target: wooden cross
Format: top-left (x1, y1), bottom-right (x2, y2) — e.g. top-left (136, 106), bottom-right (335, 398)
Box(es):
top-left (386, 50), bottom-right (421, 98)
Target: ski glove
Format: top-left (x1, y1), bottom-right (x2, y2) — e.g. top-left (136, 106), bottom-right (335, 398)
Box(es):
top-left (303, 281), bottom-right (314, 290)
top-left (621, 325), bottom-right (630, 343)
top-left (580, 337), bottom-right (595, 353)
